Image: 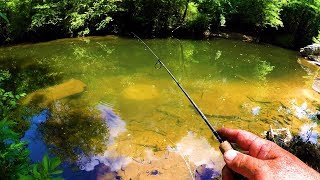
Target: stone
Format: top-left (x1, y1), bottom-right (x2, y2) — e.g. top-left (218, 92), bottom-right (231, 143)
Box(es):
top-left (24, 79), bottom-right (86, 106)
top-left (265, 126), bottom-right (292, 145)
top-left (122, 84), bottom-right (159, 100)
top-left (300, 44), bottom-right (320, 56)
top-left (312, 79), bottom-right (320, 93)
top-left (298, 59), bottom-right (319, 72)
top-left (307, 55), bottom-right (320, 62)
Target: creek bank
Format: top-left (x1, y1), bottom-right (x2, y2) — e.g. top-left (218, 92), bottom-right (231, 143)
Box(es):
top-left (265, 127), bottom-right (320, 172)
top-left (208, 32), bottom-right (254, 42)
top-left (300, 44), bottom-right (320, 93)
top-left (300, 44), bottom-right (320, 56)
top-left (300, 44), bottom-right (320, 65)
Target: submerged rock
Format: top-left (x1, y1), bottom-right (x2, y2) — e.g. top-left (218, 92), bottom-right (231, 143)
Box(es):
top-left (298, 59), bottom-right (320, 73)
top-left (122, 84), bottom-right (159, 100)
top-left (24, 79), bottom-right (86, 106)
top-left (300, 44), bottom-right (320, 56)
top-left (312, 79), bottom-right (320, 93)
top-left (302, 89), bottom-right (320, 102)
top-left (307, 55), bottom-right (320, 63)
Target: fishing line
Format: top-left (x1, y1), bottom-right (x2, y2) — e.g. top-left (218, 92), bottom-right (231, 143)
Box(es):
top-left (132, 32), bottom-right (223, 143)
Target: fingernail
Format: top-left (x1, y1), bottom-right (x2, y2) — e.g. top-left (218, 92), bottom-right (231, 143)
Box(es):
top-left (224, 150), bottom-right (238, 161)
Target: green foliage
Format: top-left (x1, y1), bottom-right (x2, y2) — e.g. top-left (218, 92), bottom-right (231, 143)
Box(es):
top-left (0, 70), bottom-right (63, 179)
top-left (280, 0), bottom-right (320, 47)
top-left (0, 0), bottom-right (32, 42)
top-left (0, 12), bottom-right (9, 23)
top-left (0, 0), bottom-right (320, 47)
top-left (31, 0), bottom-right (119, 37)
top-left (0, 119), bottom-right (30, 179)
top-left (0, 70), bottom-right (29, 178)
top-left (20, 154), bottom-right (63, 180)
top-left (123, 0), bottom-right (187, 34)
top-left (226, 0), bottom-right (283, 29)
top-left (0, 0), bottom-right (119, 42)
top-left (313, 31), bottom-right (320, 43)
top-left (187, 0), bottom-right (224, 31)
top-left (0, 70), bottom-right (26, 118)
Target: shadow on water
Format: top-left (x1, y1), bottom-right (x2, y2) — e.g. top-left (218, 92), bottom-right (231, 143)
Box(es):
top-left (0, 56), bottom-right (63, 94)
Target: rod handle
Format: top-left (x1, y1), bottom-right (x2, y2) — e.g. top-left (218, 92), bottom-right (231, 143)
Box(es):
top-left (219, 140), bottom-right (233, 154)
top-left (219, 141), bottom-right (247, 179)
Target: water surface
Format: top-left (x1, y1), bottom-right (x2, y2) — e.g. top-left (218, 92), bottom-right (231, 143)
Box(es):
top-left (1, 36), bottom-right (319, 179)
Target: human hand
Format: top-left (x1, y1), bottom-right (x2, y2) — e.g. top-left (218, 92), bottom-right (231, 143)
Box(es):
top-left (218, 128), bottom-right (320, 180)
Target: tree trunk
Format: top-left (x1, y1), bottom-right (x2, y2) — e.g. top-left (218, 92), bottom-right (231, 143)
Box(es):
top-left (181, 0), bottom-right (190, 23)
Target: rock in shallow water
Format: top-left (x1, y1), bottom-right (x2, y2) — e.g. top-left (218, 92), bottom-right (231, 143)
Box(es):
top-left (307, 55), bottom-right (320, 62)
top-left (122, 84), bottom-right (159, 100)
top-left (300, 44), bottom-right (320, 56)
top-left (312, 79), bottom-right (320, 93)
top-left (23, 79), bottom-right (86, 106)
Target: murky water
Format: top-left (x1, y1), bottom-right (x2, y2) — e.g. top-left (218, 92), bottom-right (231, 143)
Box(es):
top-left (1, 36), bottom-right (319, 179)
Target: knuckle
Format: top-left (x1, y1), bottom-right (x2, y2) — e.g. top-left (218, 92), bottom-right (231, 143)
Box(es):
top-left (233, 154), bottom-right (247, 169)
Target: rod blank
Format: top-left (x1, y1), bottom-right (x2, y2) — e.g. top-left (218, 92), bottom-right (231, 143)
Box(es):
top-left (132, 32), bottom-right (223, 143)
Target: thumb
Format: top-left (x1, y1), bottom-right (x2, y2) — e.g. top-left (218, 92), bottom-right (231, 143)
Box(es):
top-left (224, 149), bottom-right (265, 179)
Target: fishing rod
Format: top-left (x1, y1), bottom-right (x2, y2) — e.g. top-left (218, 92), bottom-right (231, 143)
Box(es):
top-left (132, 32), bottom-right (233, 153)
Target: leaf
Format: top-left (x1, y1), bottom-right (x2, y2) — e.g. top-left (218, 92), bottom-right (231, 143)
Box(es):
top-left (8, 93), bottom-right (14, 98)
top-left (18, 174), bottom-right (34, 180)
top-left (42, 154), bottom-right (49, 172)
top-left (51, 177), bottom-right (64, 180)
top-left (0, 12), bottom-right (9, 23)
top-left (49, 157), bottom-right (61, 171)
top-left (32, 165), bottom-right (41, 179)
top-left (50, 170), bottom-right (63, 175)
top-left (10, 100), bottom-right (16, 106)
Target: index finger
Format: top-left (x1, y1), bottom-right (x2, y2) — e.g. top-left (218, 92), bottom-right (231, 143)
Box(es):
top-left (218, 128), bottom-right (263, 151)
top-left (217, 128), bottom-right (268, 151)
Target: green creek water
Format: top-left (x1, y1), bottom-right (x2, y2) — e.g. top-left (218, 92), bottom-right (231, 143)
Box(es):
top-left (1, 36), bottom-right (319, 179)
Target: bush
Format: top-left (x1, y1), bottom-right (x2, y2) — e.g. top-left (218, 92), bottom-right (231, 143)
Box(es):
top-left (0, 119), bottom-right (30, 179)
top-left (225, 0), bottom-right (283, 33)
top-left (279, 0), bottom-right (320, 48)
top-left (0, 0), bottom-right (32, 43)
top-left (313, 31), bottom-right (320, 43)
top-left (0, 70), bottom-right (63, 179)
top-left (0, 0), bottom-right (320, 48)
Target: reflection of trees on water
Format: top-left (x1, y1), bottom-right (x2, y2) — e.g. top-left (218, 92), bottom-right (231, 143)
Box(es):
top-left (40, 102), bottom-right (109, 162)
top-left (41, 40), bottom-right (118, 81)
top-left (254, 60), bottom-right (275, 82)
top-left (0, 56), bottom-right (62, 94)
top-left (155, 39), bottom-right (275, 83)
